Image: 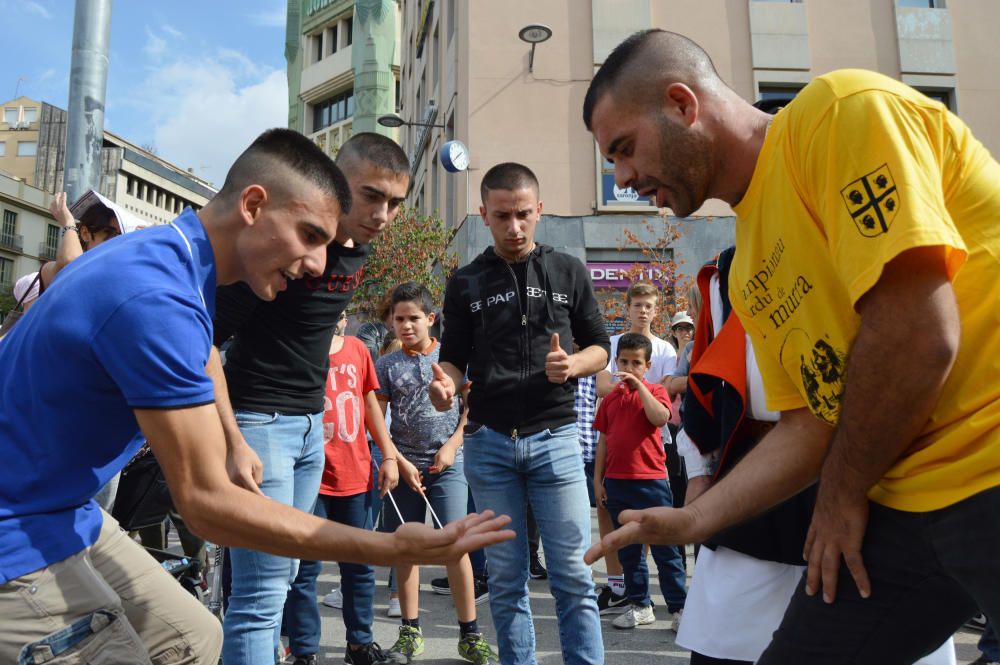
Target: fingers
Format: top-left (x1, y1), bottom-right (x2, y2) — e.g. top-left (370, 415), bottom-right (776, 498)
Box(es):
top-left (550, 333), bottom-right (560, 353)
top-left (844, 550), bottom-right (871, 600)
top-left (584, 521), bottom-right (643, 565)
top-left (431, 362), bottom-right (448, 382)
top-left (239, 471), bottom-right (266, 497)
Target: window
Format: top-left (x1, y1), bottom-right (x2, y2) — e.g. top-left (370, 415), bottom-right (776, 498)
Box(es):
top-left (312, 32), bottom-right (324, 63)
top-left (312, 89), bottom-right (354, 132)
top-left (45, 224), bottom-right (60, 251)
top-left (3, 109), bottom-right (16, 126)
top-left (3, 210), bottom-right (17, 238)
top-left (24, 108), bottom-right (37, 123)
top-left (898, 0), bottom-right (940, 7)
top-left (345, 16), bottom-right (353, 46)
top-left (17, 141), bottom-right (37, 157)
top-left (432, 27), bottom-right (440, 89)
top-left (447, 0), bottom-right (456, 42)
top-left (919, 88), bottom-right (952, 109)
top-left (328, 24), bottom-right (338, 54)
top-left (0, 257), bottom-right (13, 288)
top-left (757, 85), bottom-right (802, 103)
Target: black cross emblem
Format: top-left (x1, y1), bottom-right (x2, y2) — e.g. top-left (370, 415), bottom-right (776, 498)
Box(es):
top-left (840, 164), bottom-right (898, 238)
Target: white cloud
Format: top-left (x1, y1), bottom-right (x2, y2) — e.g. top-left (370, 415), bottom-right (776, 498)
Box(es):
top-left (24, 1), bottom-right (51, 19)
top-left (139, 54), bottom-right (288, 187)
top-left (144, 26), bottom-right (167, 59)
top-left (249, 4), bottom-right (286, 28)
top-left (162, 24), bottom-right (183, 39)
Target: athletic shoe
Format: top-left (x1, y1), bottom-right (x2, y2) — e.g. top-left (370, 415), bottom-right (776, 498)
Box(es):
top-left (386, 597), bottom-right (401, 618)
top-left (669, 608), bottom-right (684, 633)
top-left (322, 587), bottom-right (343, 609)
top-left (430, 576), bottom-right (451, 594)
top-left (967, 613), bottom-right (988, 631)
top-left (529, 556), bottom-right (548, 580)
top-left (970, 658), bottom-right (1000, 665)
top-left (345, 642), bottom-right (390, 665)
top-left (430, 575), bottom-right (489, 605)
top-left (457, 632), bottom-right (500, 665)
top-left (291, 655), bottom-right (317, 665)
top-left (387, 625), bottom-right (424, 664)
top-left (596, 585), bottom-right (629, 615)
top-left (473, 576), bottom-right (490, 605)
top-left (612, 604), bottom-right (656, 629)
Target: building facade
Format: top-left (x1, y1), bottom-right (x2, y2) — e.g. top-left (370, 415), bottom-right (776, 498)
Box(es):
top-left (285, 0), bottom-right (401, 158)
top-left (394, 0), bottom-right (1000, 316)
top-left (0, 172), bottom-right (63, 297)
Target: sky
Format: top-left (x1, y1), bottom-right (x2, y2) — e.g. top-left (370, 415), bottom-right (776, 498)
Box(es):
top-left (0, 0), bottom-right (291, 188)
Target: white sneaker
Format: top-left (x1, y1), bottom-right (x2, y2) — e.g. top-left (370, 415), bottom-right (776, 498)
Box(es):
top-left (386, 596), bottom-right (401, 618)
top-left (612, 604), bottom-right (655, 629)
top-left (321, 587), bottom-right (343, 609)
top-left (669, 608), bottom-right (684, 633)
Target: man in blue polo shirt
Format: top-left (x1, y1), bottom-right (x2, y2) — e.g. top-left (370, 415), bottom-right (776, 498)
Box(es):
top-left (0, 129), bottom-right (513, 664)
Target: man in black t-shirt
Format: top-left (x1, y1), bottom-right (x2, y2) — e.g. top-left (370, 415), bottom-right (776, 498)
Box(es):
top-left (212, 133), bottom-right (413, 665)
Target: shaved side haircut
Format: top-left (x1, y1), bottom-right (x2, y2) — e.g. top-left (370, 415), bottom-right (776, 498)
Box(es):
top-left (583, 29), bottom-right (726, 130)
top-left (336, 131), bottom-right (411, 176)
top-left (480, 162), bottom-right (540, 202)
top-left (217, 127), bottom-right (352, 215)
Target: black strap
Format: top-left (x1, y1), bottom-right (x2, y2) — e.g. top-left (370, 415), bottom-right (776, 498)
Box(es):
top-left (12, 272), bottom-right (41, 312)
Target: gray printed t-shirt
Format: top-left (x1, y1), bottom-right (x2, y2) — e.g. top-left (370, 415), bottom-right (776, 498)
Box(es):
top-left (375, 341), bottom-right (461, 469)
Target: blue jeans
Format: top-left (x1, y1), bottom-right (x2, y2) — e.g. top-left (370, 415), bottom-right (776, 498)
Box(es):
top-left (981, 622), bottom-right (1000, 661)
top-left (464, 423), bottom-right (603, 665)
top-left (467, 491), bottom-right (488, 579)
top-left (284, 492), bottom-right (375, 654)
top-left (222, 411), bottom-right (325, 665)
top-left (381, 455), bottom-right (468, 530)
top-left (604, 478), bottom-right (687, 612)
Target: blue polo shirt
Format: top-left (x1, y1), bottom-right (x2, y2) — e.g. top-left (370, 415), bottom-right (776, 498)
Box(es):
top-left (0, 209), bottom-right (216, 583)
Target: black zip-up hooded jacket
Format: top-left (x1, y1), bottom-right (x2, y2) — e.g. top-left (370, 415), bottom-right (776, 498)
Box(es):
top-left (439, 244), bottom-right (610, 437)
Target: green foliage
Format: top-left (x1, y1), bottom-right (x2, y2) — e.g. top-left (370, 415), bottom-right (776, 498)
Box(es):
top-left (352, 205), bottom-right (459, 319)
top-left (0, 287), bottom-right (16, 325)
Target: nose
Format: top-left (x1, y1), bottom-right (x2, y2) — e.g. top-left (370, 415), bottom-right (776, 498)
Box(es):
top-left (614, 160), bottom-right (636, 190)
top-left (303, 245), bottom-right (327, 278)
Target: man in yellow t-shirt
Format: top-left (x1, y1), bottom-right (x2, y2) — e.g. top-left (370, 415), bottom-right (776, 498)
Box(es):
top-left (582, 28), bottom-right (1000, 664)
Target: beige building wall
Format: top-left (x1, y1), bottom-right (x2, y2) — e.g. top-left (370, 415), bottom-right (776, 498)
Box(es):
top-left (0, 173), bottom-right (58, 290)
top-left (0, 97), bottom-right (43, 184)
top-left (402, 0), bottom-right (1000, 228)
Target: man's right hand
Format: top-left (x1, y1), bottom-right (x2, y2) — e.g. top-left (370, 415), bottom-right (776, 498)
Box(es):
top-left (50, 192), bottom-right (75, 228)
top-left (393, 511), bottom-right (514, 564)
top-left (429, 362), bottom-right (457, 411)
top-left (583, 506), bottom-right (698, 565)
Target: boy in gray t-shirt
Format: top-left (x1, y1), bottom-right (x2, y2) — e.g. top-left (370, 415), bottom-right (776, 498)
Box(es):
top-left (375, 282), bottom-right (498, 664)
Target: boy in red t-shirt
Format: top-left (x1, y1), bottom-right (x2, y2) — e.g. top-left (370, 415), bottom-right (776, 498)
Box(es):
top-left (283, 311), bottom-right (420, 664)
top-left (593, 332), bottom-right (688, 632)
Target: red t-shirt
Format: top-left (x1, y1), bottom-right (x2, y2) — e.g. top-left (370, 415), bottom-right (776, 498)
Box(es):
top-left (319, 336), bottom-right (379, 496)
top-left (593, 379), bottom-right (671, 480)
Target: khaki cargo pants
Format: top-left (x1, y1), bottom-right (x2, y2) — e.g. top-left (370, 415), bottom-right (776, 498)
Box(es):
top-left (0, 511), bottom-right (222, 664)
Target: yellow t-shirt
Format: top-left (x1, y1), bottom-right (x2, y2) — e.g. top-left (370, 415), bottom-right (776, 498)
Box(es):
top-left (731, 69), bottom-right (1000, 512)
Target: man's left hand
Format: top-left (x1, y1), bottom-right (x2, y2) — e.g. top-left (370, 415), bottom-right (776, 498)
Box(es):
top-left (545, 333), bottom-right (575, 384)
top-left (226, 438), bottom-right (265, 496)
top-left (803, 482), bottom-right (871, 603)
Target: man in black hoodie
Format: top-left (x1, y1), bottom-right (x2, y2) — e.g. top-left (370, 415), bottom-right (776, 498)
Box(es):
top-left (430, 163), bottom-right (610, 665)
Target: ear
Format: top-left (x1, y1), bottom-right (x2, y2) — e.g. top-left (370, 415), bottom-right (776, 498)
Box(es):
top-left (479, 205), bottom-right (488, 225)
top-left (536, 199), bottom-right (544, 216)
top-left (427, 311), bottom-right (437, 326)
top-left (664, 82), bottom-right (699, 128)
top-left (240, 185), bottom-right (268, 227)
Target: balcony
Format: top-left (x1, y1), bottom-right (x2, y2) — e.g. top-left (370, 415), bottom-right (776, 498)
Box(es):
top-left (38, 242), bottom-right (58, 261)
top-left (0, 233), bottom-right (24, 252)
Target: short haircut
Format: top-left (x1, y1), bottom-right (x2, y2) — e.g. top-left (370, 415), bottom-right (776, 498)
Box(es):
top-left (583, 29), bottom-right (723, 130)
top-left (217, 128), bottom-right (352, 216)
top-left (336, 132), bottom-right (411, 177)
top-left (626, 282), bottom-right (659, 306)
top-left (617, 332), bottom-right (652, 363)
top-left (480, 162), bottom-right (539, 203)
top-left (389, 281), bottom-right (436, 316)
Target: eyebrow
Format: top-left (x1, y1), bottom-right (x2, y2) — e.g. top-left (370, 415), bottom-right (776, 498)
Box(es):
top-left (304, 221), bottom-right (333, 244)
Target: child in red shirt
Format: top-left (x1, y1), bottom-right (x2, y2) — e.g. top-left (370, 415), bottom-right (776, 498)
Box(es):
top-left (593, 332), bottom-right (688, 632)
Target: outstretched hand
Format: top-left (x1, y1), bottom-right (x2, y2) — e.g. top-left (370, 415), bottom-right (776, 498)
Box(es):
top-left (392, 510), bottom-right (514, 565)
top-left (545, 333), bottom-right (575, 384)
top-left (429, 362), bottom-right (457, 412)
top-left (803, 483), bottom-right (871, 604)
top-left (584, 506), bottom-right (697, 565)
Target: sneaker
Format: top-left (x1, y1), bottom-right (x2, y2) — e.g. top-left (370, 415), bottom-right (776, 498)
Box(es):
top-left (967, 613), bottom-right (988, 631)
top-left (529, 556), bottom-right (548, 580)
top-left (612, 604), bottom-right (656, 629)
top-left (596, 585), bottom-right (629, 615)
top-left (669, 608), bottom-right (684, 633)
top-left (386, 597), bottom-right (401, 618)
top-left (345, 642), bottom-right (390, 665)
top-left (457, 632), bottom-right (500, 665)
top-left (473, 576), bottom-right (490, 605)
top-left (322, 587), bottom-right (343, 609)
top-left (430, 576), bottom-right (450, 595)
top-left (970, 658), bottom-right (1000, 665)
top-left (292, 656), bottom-right (317, 665)
top-left (387, 625), bottom-right (424, 664)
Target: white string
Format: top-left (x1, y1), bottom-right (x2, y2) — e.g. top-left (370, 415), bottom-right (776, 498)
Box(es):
top-left (423, 491), bottom-right (444, 530)
top-left (384, 486), bottom-right (444, 530)
top-left (384, 489), bottom-right (406, 525)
